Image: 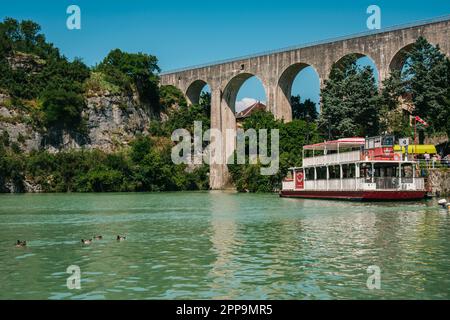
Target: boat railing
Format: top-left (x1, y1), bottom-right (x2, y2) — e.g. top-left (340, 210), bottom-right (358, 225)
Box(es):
top-left (303, 150), bottom-right (361, 167)
top-left (305, 180), bottom-right (315, 190)
top-left (327, 179), bottom-right (341, 190)
top-left (296, 177), bottom-right (425, 191)
top-left (417, 159), bottom-right (450, 169)
top-left (282, 179), bottom-right (295, 190)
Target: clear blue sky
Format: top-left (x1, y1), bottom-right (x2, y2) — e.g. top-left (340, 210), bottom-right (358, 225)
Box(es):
top-left (2, 0), bottom-right (449, 108)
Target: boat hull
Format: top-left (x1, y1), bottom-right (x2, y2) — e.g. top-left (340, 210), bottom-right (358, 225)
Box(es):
top-left (279, 190), bottom-right (426, 201)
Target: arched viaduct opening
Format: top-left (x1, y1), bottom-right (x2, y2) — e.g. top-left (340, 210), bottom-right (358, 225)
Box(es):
top-left (186, 79), bottom-right (211, 105)
top-left (277, 63), bottom-right (321, 122)
top-left (332, 53), bottom-right (380, 86)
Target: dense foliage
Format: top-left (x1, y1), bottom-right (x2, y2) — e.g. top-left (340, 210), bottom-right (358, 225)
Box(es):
top-left (319, 54), bottom-right (381, 139)
top-left (400, 37), bottom-right (450, 141)
top-left (319, 38), bottom-right (450, 143)
top-left (291, 95), bottom-right (318, 121)
top-left (0, 132), bottom-right (209, 193)
top-left (228, 110), bottom-right (319, 192)
top-left (0, 18), bottom-right (90, 129)
top-left (96, 49), bottom-right (160, 106)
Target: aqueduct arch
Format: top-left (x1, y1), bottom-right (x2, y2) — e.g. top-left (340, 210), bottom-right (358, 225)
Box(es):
top-left (276, 62), bottom-right (320, 121)
top-left (185, 79), bottom-right (209, 105)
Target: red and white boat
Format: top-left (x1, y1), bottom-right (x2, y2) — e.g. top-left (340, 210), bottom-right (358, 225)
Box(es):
top-left (280, 136), bottom-right (427, 201)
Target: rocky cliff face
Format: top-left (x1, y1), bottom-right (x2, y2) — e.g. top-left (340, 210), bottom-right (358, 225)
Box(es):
top-left (0, 91), bottom-right (157, 153)
top-left (0, 51), bottom-right (161, 154)
top-left (0, 93), bottom-right (43, 152)
top-left (82, 92), bottom-right (156, 152)
top-left (428, 169), bottom-right (450, 196)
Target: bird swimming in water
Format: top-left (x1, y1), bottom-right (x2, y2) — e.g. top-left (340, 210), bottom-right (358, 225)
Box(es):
top-left (116, 235), bottom-right (126, 241)
top-left (81, 239), bottom-right (92, 245)
top-left (93, 235), bottom-right (103, 240)
top-left (15, 240), bottom-right (26, 248)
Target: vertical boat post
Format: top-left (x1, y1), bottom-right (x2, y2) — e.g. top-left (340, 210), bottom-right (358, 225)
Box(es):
top-left (371, 162), bottom-right (375, 184)
top-left (314, 166), bottom-right (317, 190)
top-left (326, 166), bottom-right (329, 191)
top-left (293, 168), bottom-right (297, 190)
top-left (337, 142), bottom-right (342, 190)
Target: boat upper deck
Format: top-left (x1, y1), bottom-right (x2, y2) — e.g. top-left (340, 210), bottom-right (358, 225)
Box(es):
top-left (302, 136), bottom-right (413, 167)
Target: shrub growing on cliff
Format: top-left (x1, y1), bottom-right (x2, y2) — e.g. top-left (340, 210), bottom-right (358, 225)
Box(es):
top-left (41, 89), bottom-right (86, 129)
top-left (96, 49), bottom-right (160, 106)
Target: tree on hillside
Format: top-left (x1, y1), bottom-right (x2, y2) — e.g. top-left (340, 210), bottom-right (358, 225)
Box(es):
top-left (319, 54), bottom-right (380, 139)
top-left (97, 49), bottom-right (160, 106)
top-left (0, 17), bottom-right (59, 58)
top-left (159, 85), bottom-right (187, 109)
top-left (291, 95), bottom-right (318, 121)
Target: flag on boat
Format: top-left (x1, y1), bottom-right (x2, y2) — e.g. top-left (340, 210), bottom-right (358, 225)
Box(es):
top-left (415, 116), bottom-right (428, 126)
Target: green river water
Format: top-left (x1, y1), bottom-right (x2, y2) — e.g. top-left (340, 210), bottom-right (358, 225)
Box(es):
top-left (0, 192), bottom-right (449, 299)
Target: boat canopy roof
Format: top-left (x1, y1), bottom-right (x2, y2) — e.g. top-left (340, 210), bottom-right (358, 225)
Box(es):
top-left (303, 137), bottom-right (365, 151)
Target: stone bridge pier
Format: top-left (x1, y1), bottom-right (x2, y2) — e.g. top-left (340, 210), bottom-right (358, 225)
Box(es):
top-left (160, 16), bottom-right (450, 189)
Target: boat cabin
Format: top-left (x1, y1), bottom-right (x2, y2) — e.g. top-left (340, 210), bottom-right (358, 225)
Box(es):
top-left (281, 136), bottom-right (426, 200)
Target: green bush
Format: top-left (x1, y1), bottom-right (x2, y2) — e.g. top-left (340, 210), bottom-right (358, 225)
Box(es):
top-left (41, 89), bottom-right (86, 129)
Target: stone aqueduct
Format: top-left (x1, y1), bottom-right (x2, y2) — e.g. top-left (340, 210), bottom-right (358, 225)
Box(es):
top-left (160, 16), bottom-right (450, 189)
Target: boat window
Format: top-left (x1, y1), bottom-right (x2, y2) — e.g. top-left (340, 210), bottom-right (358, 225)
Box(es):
top-left (316, 167), bottom-right (327, 180)
top-left (305, 168), bottom-right (315, 180)
top-left (402, 164), bottom-right (414, 181)
top-left (342, 163), bottom-right (355, 178)
top-left (360, 163), bottom-right (372, 181)
top-left (382, 136), bottom-right (394, 146)
top-left (329, 165), bottom-right (340, 179)
top-left (286, 171), bottom-right (293, 180)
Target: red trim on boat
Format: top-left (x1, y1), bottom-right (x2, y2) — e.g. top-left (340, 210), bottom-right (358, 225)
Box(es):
top-left (279, 190), bottom-right (426, 201)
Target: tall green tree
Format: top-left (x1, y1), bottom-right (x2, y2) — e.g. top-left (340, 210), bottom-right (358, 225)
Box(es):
top-left (379, 70), bottom-right (412, 138)
top-left (402, 37), bottom-right (450, 142)
top-left (319, 54), bottom-right (380, 139)
top-left (291, 95), bottom-right (318, 121)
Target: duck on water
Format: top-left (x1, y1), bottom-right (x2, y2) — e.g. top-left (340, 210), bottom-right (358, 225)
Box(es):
top-left (15, 240), bottom-right (26, 248)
